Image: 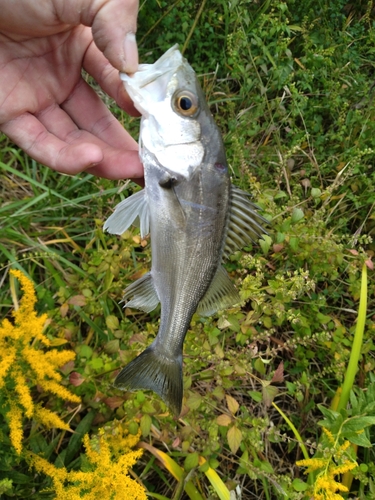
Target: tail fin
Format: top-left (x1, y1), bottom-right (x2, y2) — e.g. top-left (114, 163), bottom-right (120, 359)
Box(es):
top-left (114, 345), bottom-right (183, 416)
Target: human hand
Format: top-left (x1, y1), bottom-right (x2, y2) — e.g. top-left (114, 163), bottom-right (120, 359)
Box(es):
top-left (0, 0), bottom-right (143, 180)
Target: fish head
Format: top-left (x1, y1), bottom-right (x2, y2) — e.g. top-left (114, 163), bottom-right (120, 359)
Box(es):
top-left (120, 45), bottom-right (208, 180)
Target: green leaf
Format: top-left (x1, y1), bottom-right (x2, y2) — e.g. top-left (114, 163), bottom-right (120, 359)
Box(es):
top-left (254, 357), bottom-right (266, 375)
top-left (186, 391), bottom-right (202, 410)
top-left (105, 315), bottom-right (119, 330)
top-left (184, 452), bottom-right (199, 472)
top-left (104, 339), bottom-right (120, 354)
top-left (198, 456), bottom-right (230, 500)
top-left (226, 394), bottom-right (239, 415)
top-left (139, 443), bottom-right (204, 500)
top-left (292, 478), bottom-right (308, 492)
top-left (289, 236), bottom-right (299, 251)
top-left (262, 384), bottom-right (279, 407)
top-left (291, 207), bottom-right (304, 224)
top-left (259, 234), bottom-right (272, 255)
top-left (317, 404), bottom-right (340, 422)
top-left (248, 391), bottom-right (263, 402)
top-left (76, 344), bottom-right (93, 359)
top-left (128, 421), bottom-right (139, 435)
top-left (140, 414), bottom-right (152, 437)
top-left (227, 426), bottom-right (242, 454)
top-left (64, 411), bottom-right (95, 466)
top-left (342, 416), bottom-right (375, 432)
top-left (311, 187), bottom-right (322, 198)
top-left (342, 431), bottom-right (372, 448)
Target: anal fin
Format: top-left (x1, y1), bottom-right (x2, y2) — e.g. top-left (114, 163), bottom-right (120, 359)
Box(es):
top-left (197, 266), bottom-right (240, 317)
top-left (122, 272), bottom-right (159, 313)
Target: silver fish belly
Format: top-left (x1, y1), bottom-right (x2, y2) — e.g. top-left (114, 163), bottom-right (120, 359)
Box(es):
top-left (104, 46), bottom-right (266, 415)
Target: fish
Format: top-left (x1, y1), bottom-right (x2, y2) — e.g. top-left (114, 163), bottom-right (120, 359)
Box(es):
top-left (104, 45), bottom-right (267, 416)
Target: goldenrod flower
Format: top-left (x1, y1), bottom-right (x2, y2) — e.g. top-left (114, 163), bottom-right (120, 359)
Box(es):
top-left (0, 270), bottom-right (81, 453)
top-left (0, 346), bottom-right (16, 388)
top-left (34, 406), bottom-right (71, 431)
top-left (297, 435), bottom-right (357, 500)
top-left (296, 457), bottom-right (327, 473)
top-left (14, 371), bottom-right (33, 418)
top-left (7, 403), bottom-right (23, 455)
top-left (322, 427), bottom-right (335, 445)
top-left (329, 461), bottom-right (357, 477)
top-left (29, 421), bottom-right (147, 500)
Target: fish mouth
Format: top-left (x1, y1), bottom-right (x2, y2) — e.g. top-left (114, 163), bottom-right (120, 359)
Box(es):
top-left (120, 45), bottom-right (185, 113)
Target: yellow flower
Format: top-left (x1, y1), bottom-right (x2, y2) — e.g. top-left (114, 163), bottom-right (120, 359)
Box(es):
top-left (7, 403), bottom-right (23, 455)
top-left (297, 435), bottom-right (357, 500)
top-left (0, 346), bottom-right (16, 389)
top-left (29, 421), bottom-right (147, 500)
top-left (14, 371), bottom-right (34, 418)
top-left (329, 461), bottom-right (357, 477)
top-left (34, 406), bottom-right (72, 431)
top-left (322, 427), bottom-right (335, 445)
top-left (40, 380), bottom-right (81, 403)
top-left (1, 270), bottom-right (81, 453)
top-left (296, 457), bottom-right (327, 473)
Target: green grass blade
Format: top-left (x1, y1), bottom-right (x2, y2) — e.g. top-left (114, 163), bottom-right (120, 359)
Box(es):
top-left (337, 264), bottom-right (368, 411)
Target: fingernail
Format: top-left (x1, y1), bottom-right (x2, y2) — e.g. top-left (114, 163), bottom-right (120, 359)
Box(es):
top-left (123, 32), bottom-right (138, 73)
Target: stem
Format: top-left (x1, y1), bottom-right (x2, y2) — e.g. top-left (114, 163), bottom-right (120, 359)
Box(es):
top-left (337, 264), bottom-right (367, 490)
top-left (272, 401), bottom-right (312, 485)
top-left (182, 0), bottom-right (208, 54)
top-left (337, 264), bottom-right (367, 412)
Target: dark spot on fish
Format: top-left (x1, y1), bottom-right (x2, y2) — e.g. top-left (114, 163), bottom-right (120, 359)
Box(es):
top-left (159, 175), bottom-right (177, 189)
top-left (214, 162), bottom-right (227, 173)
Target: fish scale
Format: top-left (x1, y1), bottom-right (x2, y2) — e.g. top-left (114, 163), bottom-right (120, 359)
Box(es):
top-left (104, 45), bottom-right (267, 415)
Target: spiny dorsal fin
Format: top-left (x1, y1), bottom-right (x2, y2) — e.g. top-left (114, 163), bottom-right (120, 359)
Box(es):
top-left (223, 186), bottom-right (268, 259)
top-left (122, 272), bottom-right (159, 313)
top-left (197, 266), bottom-right (240, 317)
top-left (104, 189), bottom-right (150, 238)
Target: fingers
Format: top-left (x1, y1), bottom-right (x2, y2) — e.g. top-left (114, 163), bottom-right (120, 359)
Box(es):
top-left (83, 39), bottom-right (140, 115)
top-left (61, 78), bottom-right (138, 151)
top-left (86, 149), bottom-right (143, 181)
top-left (55, 0), bottom-right (140, 73)
top-left (0, 104), bottom-right (143, 179)
top-left (0, 112), bottom-right (104, 174)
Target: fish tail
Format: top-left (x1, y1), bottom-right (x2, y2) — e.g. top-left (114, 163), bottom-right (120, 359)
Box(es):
top-left (114, 344), bottom-right (183, 416)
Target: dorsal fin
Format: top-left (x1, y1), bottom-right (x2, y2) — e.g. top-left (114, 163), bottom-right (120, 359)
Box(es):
top-left (223, 186), bottom-right (268, 259)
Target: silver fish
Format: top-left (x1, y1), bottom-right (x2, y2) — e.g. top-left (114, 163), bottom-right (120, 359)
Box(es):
top-left (104, 45), bottom-right (266, 415)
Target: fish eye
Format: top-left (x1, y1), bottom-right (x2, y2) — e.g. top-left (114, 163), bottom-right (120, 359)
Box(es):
top-left (173, 90), bottom-right (199, 117)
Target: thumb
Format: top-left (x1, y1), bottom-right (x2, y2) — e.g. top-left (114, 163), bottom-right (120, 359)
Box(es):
top-left (91, 0), bottom-right (139, 73)
top-left (74, 0), bottom-right (139, 73)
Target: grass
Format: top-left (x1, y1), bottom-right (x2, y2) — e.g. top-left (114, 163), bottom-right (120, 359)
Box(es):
top-left (1, 1), bottom-right (375, 499)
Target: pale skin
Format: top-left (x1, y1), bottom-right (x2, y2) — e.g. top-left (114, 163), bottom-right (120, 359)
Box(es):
top-left (0, 0), bottom-right (144, 180)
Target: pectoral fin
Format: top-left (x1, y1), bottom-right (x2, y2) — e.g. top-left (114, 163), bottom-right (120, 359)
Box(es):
top-left (197, 266), bottom-right (240, 317)
top-left (104, 189), bottom-right (150, 238)
top-left (122, 272), bottom-right (159, 313)
top-left (223, 186), bottom-right (268, 259)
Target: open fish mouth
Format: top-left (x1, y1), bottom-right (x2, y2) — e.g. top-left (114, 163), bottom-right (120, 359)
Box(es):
top-left (120, 45), bottom-right (185, 115)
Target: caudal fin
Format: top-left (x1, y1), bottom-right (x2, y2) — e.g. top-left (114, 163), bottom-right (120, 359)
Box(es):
top-left (114, 345), bottom-right (183, 416)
